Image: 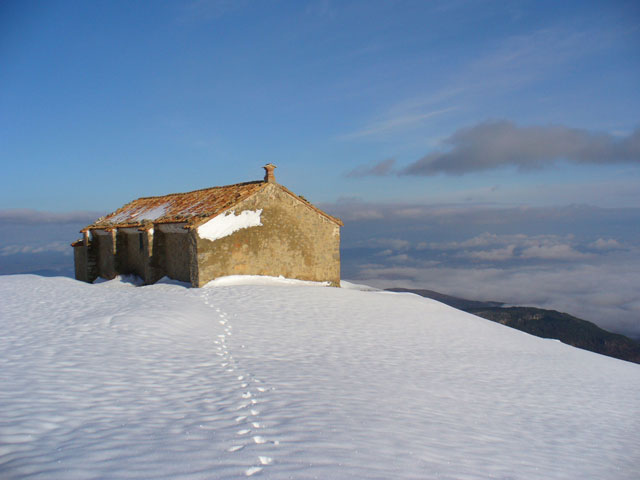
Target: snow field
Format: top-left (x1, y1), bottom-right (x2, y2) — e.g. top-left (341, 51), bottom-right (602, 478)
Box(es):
top-left (1, 275), bottom-right (639, 479)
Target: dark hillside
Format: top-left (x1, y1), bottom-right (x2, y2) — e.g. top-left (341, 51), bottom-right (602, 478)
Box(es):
top-left (387, 288), bottom-right (640, 364)
top-left (468, 307), bottom-right (640, 364)
top-left (386, 288), bottom-right (504, 310)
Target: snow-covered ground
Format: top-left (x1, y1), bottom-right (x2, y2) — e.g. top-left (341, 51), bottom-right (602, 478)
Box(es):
top-left (1, 275), bottom-right (639, 479)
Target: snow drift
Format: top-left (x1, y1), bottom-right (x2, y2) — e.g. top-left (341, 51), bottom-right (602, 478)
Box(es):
top-left (0, 275), bottom-right (638, 479)
top-left (197, 210), bottom-right (263, 242)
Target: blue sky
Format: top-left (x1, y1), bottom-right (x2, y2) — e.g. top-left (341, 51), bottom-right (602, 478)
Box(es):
top-left (2, 0), bottom-right (638, 209)
top-left (1, 1), bottom-right (640, 336)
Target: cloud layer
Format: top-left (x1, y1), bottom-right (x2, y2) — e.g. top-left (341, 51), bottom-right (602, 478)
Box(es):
top-left (322, 199), bottom-right (640, 339)
top-left (356, 262), bottom-right (640, 340)
top-left (1, 242), bottom-right (72, 256)
top-left (0, 209), bottom-right (103, 225)
top-left (0, 209), bottom-right (101, 276)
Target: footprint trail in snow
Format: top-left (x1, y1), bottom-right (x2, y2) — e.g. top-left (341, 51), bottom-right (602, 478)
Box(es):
top-left (203, 294), bottom-right (277, 477)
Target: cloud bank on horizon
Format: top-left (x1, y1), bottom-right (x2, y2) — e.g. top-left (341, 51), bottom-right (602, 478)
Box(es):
top-left (325, 199), bottom-right (640, 340)
top-left (0, 209), bottom-right (104, 277)
top-left (2, 203), bottom-right (639, 340)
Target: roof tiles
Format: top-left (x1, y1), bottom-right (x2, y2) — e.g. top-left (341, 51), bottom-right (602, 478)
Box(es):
top-left (82, 181), bottom-right (342, 231)
top-left (83, 181), bottom-right (265, 231)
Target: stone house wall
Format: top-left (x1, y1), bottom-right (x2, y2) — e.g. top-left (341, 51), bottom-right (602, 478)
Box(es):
top-left (150, 225), bottom-right (195, 284)
top-left (74, 183), bottom-right (341, 287)
top-left (194, 183), bottom-right (340, 286)
top-left (93, 231), bottom-right (117, 280)
top-left (73, 243), bottom-right (96, 283)
top-left (115, 230), bottom-right (148, 280)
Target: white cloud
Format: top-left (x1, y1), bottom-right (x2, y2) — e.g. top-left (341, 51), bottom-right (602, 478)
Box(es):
top-left (520, 244), bottom-right (589, 260)
top-left (387, 254), bottom-right (410, 263)
top-left (401, 121), bottom-right (640, 176)
top-left (461, 245), bottom-right (516, 261)
top-left (425, 233), bottom-right (588, 261)
top-left (590, 238), bottom-right (623, 250)
top-left (363, 238), bottom-right (411, 251)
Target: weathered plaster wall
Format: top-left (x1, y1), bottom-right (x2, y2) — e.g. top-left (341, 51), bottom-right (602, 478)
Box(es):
top-left (115, 231), bottom-right (142, 278)
top-left (114, 230), bottom-right (160, 283)
top-left (73, 245), bottom-right (90, 282)
top-left (73, 238), bottom-right (99, 283)
top-left (94, 231), bottom-right (117, 280)
top-left (84, 226), bottom-right (192, 285)
top-left (151, 225), bottom-right (194, 283)
top-left (195, 183), bottom-right (340, 286)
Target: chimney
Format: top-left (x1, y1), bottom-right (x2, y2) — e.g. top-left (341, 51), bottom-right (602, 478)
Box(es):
top-left (263, 163), bottom-right (277, 183)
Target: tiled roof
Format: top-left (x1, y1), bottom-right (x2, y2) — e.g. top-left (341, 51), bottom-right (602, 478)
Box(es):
top-left (81, 181), bottom-right (342, 231)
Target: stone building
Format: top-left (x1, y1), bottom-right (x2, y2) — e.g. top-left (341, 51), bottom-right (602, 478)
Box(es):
top-left (72, 165), bottom-right (342, 287)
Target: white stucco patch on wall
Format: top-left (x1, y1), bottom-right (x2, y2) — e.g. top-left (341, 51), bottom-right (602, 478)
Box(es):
top-left (197, 209), bottom-right (263, 242)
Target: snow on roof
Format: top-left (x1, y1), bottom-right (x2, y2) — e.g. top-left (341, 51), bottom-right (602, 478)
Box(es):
top-left (83, 181), bottom-right (265, 231)
top-left (81, 181), bottom-right (342, 231)
top-left (105, 203), bottom-right (170, 225)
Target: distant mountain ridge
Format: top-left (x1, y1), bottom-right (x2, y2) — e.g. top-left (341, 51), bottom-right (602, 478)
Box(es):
top-left (386, 288), bottom-right (640, 365)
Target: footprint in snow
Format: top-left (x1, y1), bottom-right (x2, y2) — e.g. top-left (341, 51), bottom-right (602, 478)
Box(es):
top-left (206, 303), bottom-right (279, 472)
